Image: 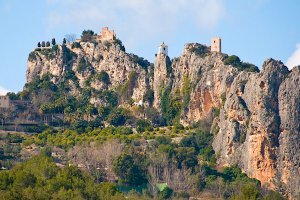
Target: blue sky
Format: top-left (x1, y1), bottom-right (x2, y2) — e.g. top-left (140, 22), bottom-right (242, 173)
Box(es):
top-left (1, 0), bottom-right (300, 94)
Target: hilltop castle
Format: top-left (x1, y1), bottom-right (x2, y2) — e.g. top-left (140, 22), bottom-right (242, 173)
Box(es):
top-left (99, 27), bottom-right (116, 41)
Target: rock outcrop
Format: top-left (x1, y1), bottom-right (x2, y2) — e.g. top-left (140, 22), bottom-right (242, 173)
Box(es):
top-left (277, 66), bottom-right (300, 198)
top-left (25, 39), bottom-right (300, 199)
top-left (153, 44), bottom-right (299, 199)
top-left (153, 53), bottom-right (171, 109)
top-left (26, 41), bottom-right (151, 104)
top-left (213, 59), bottom-right (289, 188)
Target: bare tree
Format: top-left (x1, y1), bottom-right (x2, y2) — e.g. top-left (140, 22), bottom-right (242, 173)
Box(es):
top-left (65, 34), bottom-right (77, 43)
top-left (67, 140), bottom-right (124, 182)
top-left (148, 151), bottom-right (200, 193)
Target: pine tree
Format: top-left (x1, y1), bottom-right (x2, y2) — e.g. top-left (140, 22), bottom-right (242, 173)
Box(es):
top-left (51, 38), bottom-right (56, 46)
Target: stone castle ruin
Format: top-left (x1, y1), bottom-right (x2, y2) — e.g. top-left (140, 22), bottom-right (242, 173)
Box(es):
top-left (99, 27), bottom-right (116, 41)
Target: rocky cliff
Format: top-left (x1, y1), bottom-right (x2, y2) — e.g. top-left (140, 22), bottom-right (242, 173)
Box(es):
top-left (25, 39), bottom-right (300, 199)
top-left (152, 44), bottom-right (299, 199)
top-left (27, 40), bottom-right (151, 104)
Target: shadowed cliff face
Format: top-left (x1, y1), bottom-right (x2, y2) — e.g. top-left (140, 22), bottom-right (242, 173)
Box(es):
top-left (26, 41), bottom-right (300, 199)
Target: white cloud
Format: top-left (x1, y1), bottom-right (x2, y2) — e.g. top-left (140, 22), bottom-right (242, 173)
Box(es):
top-left (286, 43), bottom-right (300, 70)
top-left (0, 86), bottom-right (9, 96)
top-left (46, 0), bottom-right (225, 49)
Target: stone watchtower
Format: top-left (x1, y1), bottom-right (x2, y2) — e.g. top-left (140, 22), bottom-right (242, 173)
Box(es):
top-left (211, 37), bottom-right (221, 53)
top-left (157, 42), bottom-right (168, 56)
top-left (99, 27), bottom-right (116, 41)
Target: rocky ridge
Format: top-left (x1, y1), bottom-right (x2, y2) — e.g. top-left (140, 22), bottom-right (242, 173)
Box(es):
top-left (25, 38), bottom-right (300, 199)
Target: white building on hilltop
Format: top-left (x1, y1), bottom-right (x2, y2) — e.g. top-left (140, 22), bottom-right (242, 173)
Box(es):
top-left (158, 42), bottom-right (168, 56)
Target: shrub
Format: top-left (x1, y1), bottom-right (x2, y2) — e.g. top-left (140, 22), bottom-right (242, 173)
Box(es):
top-left (213, 107), bottom-right (220, 117)
top-left (97, 90), bottom-right (118, 108)
top-left (156, 136), bottom-right (172, 145)
top-left (145, 107), bottom-right (162, 125)
top-left (115, 127), bottom-right (133, 135)
top-left (160, 86), bottom-right (182, 125)
top-left (81, 30), bottom-right (94, 42)
top-left (224, 55), bottom-right (241, 66)
top-left (113, 154), bottom-right (147, 186)
top-left (136, 119), bottom-right (153, 133)
top-left (28, 52), bottom-right (37, 61)
top-left (182, 76), bottom-right (191, 111)
top-left (242, 62), bottom-right (259, 72)
top-left (220, 92), bottom-right (226, 107)
top-left (224, 55), bottom-right (259, 72)
top-left (77, 57), bottom-right (89, 73)
top-left (159, 187), bottom-right (173, 199)
top-left (108, 108), bottom-right (130, 126)
top-left (130, 55), bottom-right (150, 69)
top-left (118, 72), bottom-right (138, 102)
top-left (172, 123), bottom-right (184, 133)
top-left (113, 39), bottom-right (126, 51)
top-left (94, 71), bottom-right (110, 85)
top-left (0, 154), bottom-right (127, 199)
top-left (51, 45), bottom-right (59, 53)
top-left (7, 92), bottom-right (20, 100)
top-left (263, 191), bottom-right (285, 200)
top-left (143, 89), bottom-right (154, 106)
top-left (62, 45), bottom-right (77, 61)
top-left (71, 42), bottom-right (81, 49)
top-left (241, 183), bottom-right (260, 200)
top-left (71, 120), bottom-right (89, 133)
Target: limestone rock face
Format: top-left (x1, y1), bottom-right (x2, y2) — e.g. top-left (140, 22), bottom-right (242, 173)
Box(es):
top-left (26, 41), bottom-right (300, 198)
top-left (153, 54), bottom-right (171, 109)
top-left (152, 44), bottom-right (300, 198)
top-left (278, 66), bottom-right (300, 199)
top-left (26, 41), bottom-right (150, 104)
top-left (213, 59), bottom-right (289, 189)
top-left (27, 47), bottom-right (65, 83)
top-left (170, 44), bottom-right (238, 125)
